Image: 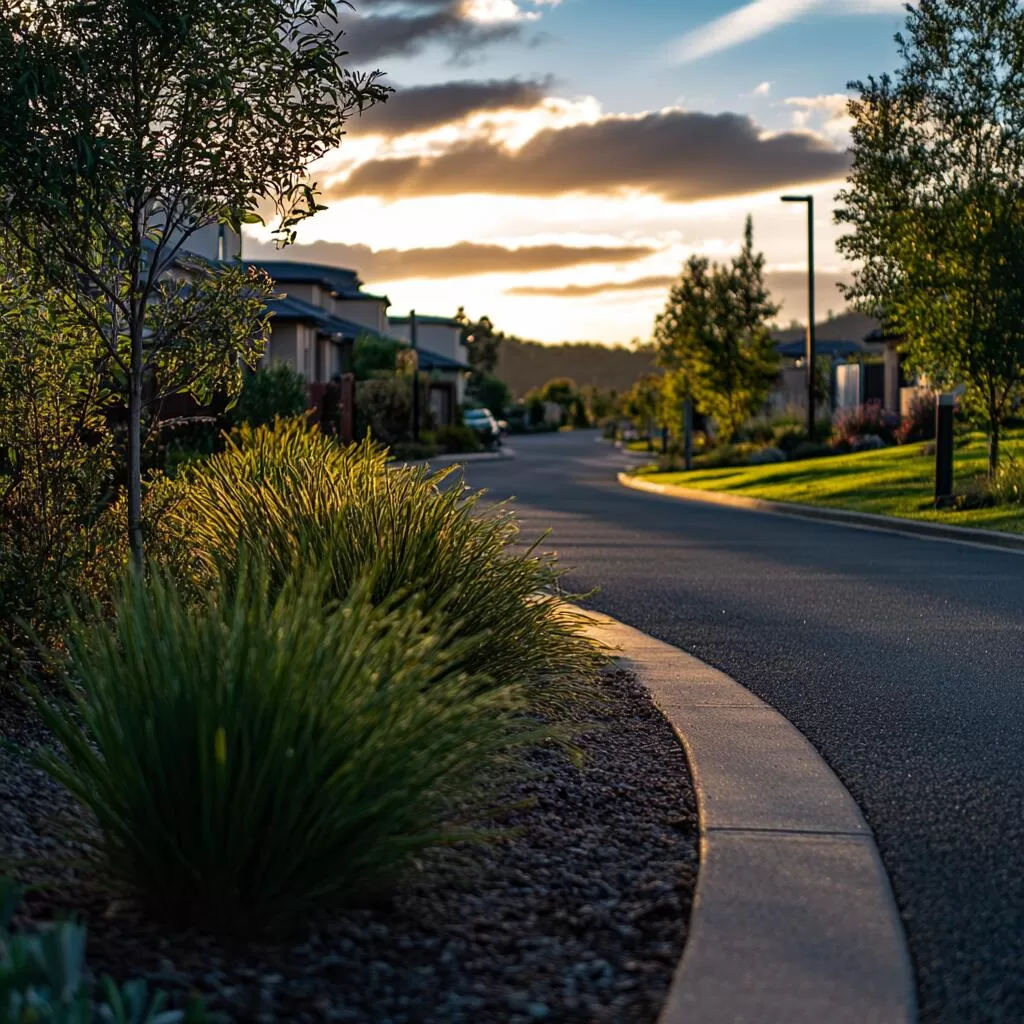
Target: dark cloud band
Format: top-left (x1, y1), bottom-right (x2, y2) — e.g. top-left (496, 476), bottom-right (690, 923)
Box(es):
top-left (353, 78), bottom-right (552, 136)
top-left (329, 109), bottom-right (850, 202)
top-left (243, 238), bottom-right (658, 279)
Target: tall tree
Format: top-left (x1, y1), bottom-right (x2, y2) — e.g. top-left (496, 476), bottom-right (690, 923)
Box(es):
top-left (837, 0), bottom-right (1024, 474)
top-left (0, 0), bottom-right (388, 565)
top-left (654, 218), bottom-right (779, 441)
top-left (455, 308), bottom-right (503, 375)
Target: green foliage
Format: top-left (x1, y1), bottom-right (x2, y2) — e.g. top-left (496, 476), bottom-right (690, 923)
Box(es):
top-left (435, 424), bottom-right (483, 454)
top-left (163, 420), bottom-right (602, 708)
top-left (837, 0), bottom-right (1024, 474)
top-left (355, 376), bottom-right (433, 445)
top-left (654, 217), bottom-right (779, 441)
top-left (789, 441), bottom-right (834, 462)
top-left (352, 334), bottom-right (402, 381)
top-left (0, 877), bottom-right (211, 1022)
top-left (623, 374), bottom-right (661, 432)
top-left (468, 373), bottom-right (511, 418)
top-left (692, 443), bottom-right (760, 470)
top-left (570, 396), bottom-right (591, 429)
top-left (0, 0), bottom-right (389, 564)
top-left (0, 269), bottom-right (123, 656)
top-left (772, 423), bottom-right (807, 455)
top-left (228, 363), bottom-right (309, 428)
top-left (988, 459), bottom-right (1024, 506)
top-left (456, 310), bottom-right (502, 375)
top-left (32, 566), bottom-right (536, 932)
top-left (536, 377), bottom-right (578, 411)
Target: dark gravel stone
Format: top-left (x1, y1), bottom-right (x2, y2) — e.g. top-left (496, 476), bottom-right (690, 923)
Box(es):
top-left (0, 669), bottom-right (698, 1023)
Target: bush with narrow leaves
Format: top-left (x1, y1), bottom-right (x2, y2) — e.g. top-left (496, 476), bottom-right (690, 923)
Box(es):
top-left (162, 420), bottom-right (602, 710)
top-left (32, 566), bottom-right (535, 931)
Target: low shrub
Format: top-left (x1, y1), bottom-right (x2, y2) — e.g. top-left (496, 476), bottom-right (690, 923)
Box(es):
top-left (389, 441), bottom-right (438, 462)
top-left (987, 459), bottom-right (1024, 506)
top-left (832, 402), bottom-right (895, 449)
top-left (228, 363), bottom-right (309, 429)
top-left (693, 443), bottom-right (760, 469)
top-left (1, 876), bottom-right (211, 1021)
top-left (435, 424), bottom-right (483, 454)
top-left (772, 423), bottom-right (807, 454)
top-left (748, 446), bottom-right (787, 465)
top-left (895, 392), bottom-right (937, 445)
top-left (163, 420), bottom-right (602, 709)
top-left (33, 567), bottom-right (535, 931)
top-left (789, 441), bottom-right (835, 462)
top-left (0, 290), bottom-right (122, 661)
top-left (355, 376), bottom-right (434, 445)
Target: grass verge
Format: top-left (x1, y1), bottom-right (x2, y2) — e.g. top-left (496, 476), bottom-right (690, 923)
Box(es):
top-left (633, 429), bottom-right (1024, 534)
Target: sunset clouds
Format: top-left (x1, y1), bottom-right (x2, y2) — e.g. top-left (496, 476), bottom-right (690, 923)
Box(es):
top-left (246, 0), bottom-right (908, 342)
top-left (331, 107), bottom-right (850, 203)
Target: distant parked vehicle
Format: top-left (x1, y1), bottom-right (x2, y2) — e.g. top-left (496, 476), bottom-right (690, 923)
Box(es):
top-left (620, 425), bottom-right (639, 442)
top-left (464, 407), bottom-right (502, 447)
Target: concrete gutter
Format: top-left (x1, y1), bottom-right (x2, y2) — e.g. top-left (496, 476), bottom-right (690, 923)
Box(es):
top-left (572, 606), bottom-right (917, 1024)
top-left (619, 470), bottom-right (1024, 554)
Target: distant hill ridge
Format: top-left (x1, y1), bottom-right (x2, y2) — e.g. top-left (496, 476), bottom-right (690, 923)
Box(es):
top-left (496, 337), bottom-right (656, 398)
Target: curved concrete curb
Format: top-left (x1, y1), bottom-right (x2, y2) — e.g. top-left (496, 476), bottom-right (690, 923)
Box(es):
top-left (619, 470), bottom-right (1024, 553)
top-left (572, 605), bottom-right (917, 1024)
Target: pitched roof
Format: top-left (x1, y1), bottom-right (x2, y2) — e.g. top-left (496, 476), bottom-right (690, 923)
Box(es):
top-left (246, 260), bottom-right (390, 304)
top-left (389, 314), bottom-right (462, 327)
top-left (771, 312), bottom-right (881, 346)
top-left (416, 348), bottom-right (472, 372)
top-left (265, 294), bottom-right (401, 344)
top-left (775, 338), bottom-right (864, 359)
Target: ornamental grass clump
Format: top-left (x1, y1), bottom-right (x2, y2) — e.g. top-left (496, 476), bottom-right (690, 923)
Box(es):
top-left (166, 419), bottom-right (602, 710)
top-left (32, 565), bottom-right (533, 932)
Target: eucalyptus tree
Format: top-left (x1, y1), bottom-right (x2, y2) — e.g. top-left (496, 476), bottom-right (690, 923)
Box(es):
top-left (837, 0), bottom-right (1024, 474)
top-left (0, 0), bottom-right (389, 564)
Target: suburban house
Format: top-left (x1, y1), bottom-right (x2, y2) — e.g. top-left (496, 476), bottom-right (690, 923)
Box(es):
top-left (244, 260), bottom-right (399, 392)
top-left (387, 314), bottom-right (472, 427)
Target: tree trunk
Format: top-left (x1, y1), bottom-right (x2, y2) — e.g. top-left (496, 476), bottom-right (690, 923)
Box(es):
top-left (989, 416), bottom-right (1000, 479)
top-left (127, 371), bottom-right (144, 571)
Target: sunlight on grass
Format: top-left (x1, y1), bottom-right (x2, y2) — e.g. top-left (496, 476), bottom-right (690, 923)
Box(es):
top-left (645, 429), bottom-right (1024, 534)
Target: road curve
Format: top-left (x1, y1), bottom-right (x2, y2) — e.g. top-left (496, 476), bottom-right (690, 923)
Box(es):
top-left (459, 430), bottom-right (1024, 1024)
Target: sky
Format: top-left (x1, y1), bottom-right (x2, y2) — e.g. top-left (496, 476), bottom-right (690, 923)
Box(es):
top-left (245, 0), bottom-right (909, 344)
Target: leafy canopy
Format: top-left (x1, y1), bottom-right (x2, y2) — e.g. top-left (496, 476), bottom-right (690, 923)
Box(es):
top-left (654, 217), bottom-right (779, 442)
top-left (0, 0), bottom-right (389, 559)
top-left (837, 0), bottom-right (1024, 472)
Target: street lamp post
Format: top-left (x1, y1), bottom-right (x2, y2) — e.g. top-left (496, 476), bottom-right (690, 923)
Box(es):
top-left (409, 309), bottom-right (420, 442)
top-left (781, 194), bottom-right (816, 441)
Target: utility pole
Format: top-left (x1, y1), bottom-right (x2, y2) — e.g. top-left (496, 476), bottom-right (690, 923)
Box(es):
top-left (410, 309), bottom-right (420, 442)
top-left (782, 194), bottom-right (816, 441)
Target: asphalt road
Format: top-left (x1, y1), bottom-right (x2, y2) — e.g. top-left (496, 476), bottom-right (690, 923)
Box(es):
top-left (461, 430), bottom-right (1024, 1024)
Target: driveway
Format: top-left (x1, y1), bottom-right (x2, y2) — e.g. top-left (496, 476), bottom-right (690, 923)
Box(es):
top-left (460, 429), bottom-right (1024, 1024)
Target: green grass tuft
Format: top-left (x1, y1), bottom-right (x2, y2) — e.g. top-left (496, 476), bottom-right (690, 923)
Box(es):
top-left (163, 419), bottom-right (604, 710)
top-left (32, 564), bottom-right (537, 932)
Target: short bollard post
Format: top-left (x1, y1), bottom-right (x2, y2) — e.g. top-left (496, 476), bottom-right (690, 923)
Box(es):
top-left (935, 392), bottom-right (955, 507)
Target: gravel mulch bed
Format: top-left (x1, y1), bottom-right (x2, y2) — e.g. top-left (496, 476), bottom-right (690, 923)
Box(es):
top-left (0, 669), bottom-right (699, 1024)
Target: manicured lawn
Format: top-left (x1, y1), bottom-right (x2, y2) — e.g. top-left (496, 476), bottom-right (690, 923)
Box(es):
top-left (636, 429), bottom-right (1024, 534)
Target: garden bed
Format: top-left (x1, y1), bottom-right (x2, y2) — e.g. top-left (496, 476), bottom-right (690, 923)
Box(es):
top-left (1, 668), bottom-right (698, 1024)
